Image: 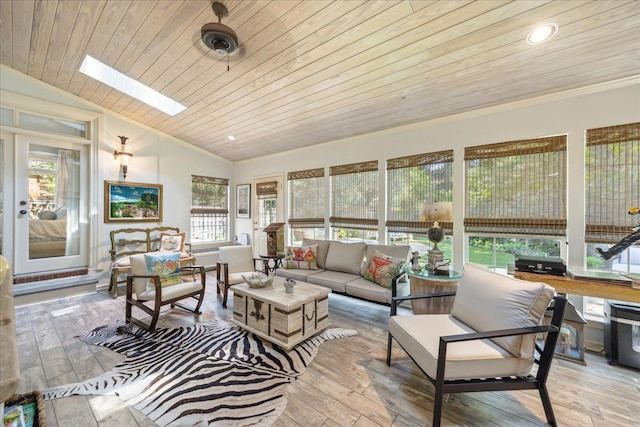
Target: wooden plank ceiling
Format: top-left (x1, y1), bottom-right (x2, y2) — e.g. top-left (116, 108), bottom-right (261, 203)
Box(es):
top-left (1, 0), bottom-right (639, 162)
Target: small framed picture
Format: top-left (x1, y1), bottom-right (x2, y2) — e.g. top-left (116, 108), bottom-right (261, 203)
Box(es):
top-left (104, 181), bottom-right (163, 223)
top-left (236, 184), bottom-right (250, 218)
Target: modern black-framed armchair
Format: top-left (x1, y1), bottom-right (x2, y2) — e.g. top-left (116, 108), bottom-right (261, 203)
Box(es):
top-left (387, 263), bottom-right (567, 426)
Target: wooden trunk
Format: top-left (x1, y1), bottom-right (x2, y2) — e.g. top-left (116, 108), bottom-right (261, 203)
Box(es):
top-left (231, 278), bottom-right (330, 349)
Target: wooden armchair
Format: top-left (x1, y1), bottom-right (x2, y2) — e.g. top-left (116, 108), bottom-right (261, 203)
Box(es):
top-left (387, 263), bottom-right (567, 427)
top-left (109, 226), bottom-right (194, 297)
top-left (216, 245), bottom-right (263, 308)
top-left (126, 253), bottom-right (205, 331)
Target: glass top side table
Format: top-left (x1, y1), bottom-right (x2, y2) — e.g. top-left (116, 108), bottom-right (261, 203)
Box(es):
top-left (406, 268), bottom-right (462, 314)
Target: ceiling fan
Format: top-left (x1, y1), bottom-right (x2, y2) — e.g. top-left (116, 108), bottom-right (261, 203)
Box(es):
top-left (201, 2), bottom-right (238, 56)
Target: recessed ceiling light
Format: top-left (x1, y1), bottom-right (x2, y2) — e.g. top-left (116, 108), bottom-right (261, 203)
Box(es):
top-left (79, 55), bottom-right (186, 116)
top-left (526, 23), bottom-right (558, 45)
top-left (228, 135), bottom-right (236, 141)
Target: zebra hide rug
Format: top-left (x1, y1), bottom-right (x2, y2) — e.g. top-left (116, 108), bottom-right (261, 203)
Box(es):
top-left (43, 319), bottom-right (357, 426)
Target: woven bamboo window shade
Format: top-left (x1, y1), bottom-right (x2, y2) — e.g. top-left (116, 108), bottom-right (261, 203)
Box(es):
top-left (256, 181), bottom-right (277, 198)
top-left (585, 122), bottom-right (640, 243)
top-left (330, 160), bottom-right (378, 230)
top-left (386, 150), bottom-right (453, 234)
top-left (464, 135), bottom-right (567, 236)
top-left (288, 168), bottom-right (325, 229)
top-left (191, 175), bottom-right (229, 216)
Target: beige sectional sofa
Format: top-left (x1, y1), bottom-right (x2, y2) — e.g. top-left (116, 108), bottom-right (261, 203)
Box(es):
top-left (276, 238), bottom-right (411, 304)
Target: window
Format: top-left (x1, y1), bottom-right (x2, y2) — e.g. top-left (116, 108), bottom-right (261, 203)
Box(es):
top-left (330, 161), bottom-right (378, 242)
top-left (386, 150), bottom-right (453, 252)
top-left (465, 135), bottom-right (567, 270)
top-left (584, 122), bottom-right (640, 317)
top-left (191, 175), bottom-right (229, 243)
top-left (256, 181), bottom-right (278, 229)
top-left (288, 168), bottom-right (325, 245)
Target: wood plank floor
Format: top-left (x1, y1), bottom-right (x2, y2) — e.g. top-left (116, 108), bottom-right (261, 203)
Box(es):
top-left (12, 275), bottom-right (640, 426)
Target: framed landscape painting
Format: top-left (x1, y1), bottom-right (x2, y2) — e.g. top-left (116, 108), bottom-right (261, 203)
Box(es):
top-left (104, 181), bottom-right (163, 223)
top-left (236, 184), bottom-right (250, 218)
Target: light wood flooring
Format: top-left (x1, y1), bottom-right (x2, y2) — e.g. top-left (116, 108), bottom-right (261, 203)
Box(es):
top-left (12, 274), bottom-right (640, 426)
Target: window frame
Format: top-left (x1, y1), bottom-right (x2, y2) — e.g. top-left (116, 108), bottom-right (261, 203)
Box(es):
top-left (190, 175), bottom-right (229, 244)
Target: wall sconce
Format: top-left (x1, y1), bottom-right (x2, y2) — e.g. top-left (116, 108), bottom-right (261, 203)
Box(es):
top-left (420, 201), bottom-right (453, 272)
top-left (114, 136), bottom-right (133, 179)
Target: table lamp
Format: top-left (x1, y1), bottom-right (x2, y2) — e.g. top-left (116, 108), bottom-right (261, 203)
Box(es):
top-left (420, 201), bottom-right (453, 272)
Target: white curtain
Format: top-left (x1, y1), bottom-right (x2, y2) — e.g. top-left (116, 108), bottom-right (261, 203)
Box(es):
top-left (56, 149), bottom-right (80, 256)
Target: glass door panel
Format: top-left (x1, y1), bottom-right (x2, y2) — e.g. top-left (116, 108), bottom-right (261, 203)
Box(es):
top-left (14, 135), bottom-right (88, 275)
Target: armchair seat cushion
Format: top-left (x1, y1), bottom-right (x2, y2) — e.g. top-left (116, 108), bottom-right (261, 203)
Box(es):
top-left (388, 314), bottom-right (534, 381)
top-left (114, 256), bottom-right (131, 267)
top-left (137, 280), bottom-right (203, 302)
top-left (228, 271), bottom-right (260, 286)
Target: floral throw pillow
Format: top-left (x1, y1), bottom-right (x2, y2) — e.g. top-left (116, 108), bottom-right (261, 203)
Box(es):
top-left (159, 232), bottom-right (186, 252)
top-left (363, 250), bottom-right (406, 289)
top-left (283, 245), bottom-right (318, 270)
top-left (144, 252), bottom-right (182, 290)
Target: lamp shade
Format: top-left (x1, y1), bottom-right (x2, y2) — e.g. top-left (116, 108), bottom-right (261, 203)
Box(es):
top-left (420, 202), bottom-right (453, 223)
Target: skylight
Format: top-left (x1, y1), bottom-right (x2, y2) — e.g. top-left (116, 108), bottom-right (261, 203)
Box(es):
top-left (79, 55), bottom-right (186, 116)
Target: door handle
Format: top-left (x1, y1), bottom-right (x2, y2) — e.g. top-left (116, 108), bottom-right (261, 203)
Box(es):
top-left (19, 200), bottom-right (27, 205)
top-left (19, 210), bottom-right (27, 215)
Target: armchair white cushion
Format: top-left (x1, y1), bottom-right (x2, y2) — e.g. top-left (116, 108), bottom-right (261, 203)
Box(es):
top-left (216, 245), bottom-right (261, 307)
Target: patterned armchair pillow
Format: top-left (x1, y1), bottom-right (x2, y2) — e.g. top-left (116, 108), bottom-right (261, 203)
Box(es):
top-left (144, 252), bottom-right (183, 290)
top-left (283, 245), bottom-right (318, 270)
top-left (363, 250), bottom-right (406, 288)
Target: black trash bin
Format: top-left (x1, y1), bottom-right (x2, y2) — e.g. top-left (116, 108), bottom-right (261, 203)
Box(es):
top-left (604, 300), bottom-right (640, 369)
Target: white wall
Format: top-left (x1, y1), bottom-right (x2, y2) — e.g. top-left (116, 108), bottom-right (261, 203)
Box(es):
top-left (0, 66), bottom-right (234, 279)
top-left (233, 80), bottom-right (640, 273)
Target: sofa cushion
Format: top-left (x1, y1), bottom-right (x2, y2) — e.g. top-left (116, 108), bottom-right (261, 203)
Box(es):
top-left (276, 268), bottom-right (325, 281)
top-left (388, 314), bottom-right (533, 381)
top-left (306, 270), bottom-right (360, 293)
top-left (302, 238), bottom-right (330, 269)
top-left (451, 263), bottom-right (555, 358)
top-left (325, 241), bottom-right (366, 275)
top-left (346, 277), bottom-right (410, 304)
top-left (361, 244), bottom-right (411, 276)
top-left (363, 250), bottom-right (406, 289)
top-left (283, 244), bottom-right (318, 270)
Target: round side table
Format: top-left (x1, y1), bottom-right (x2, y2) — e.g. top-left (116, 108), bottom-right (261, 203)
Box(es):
top-left (407, 269), bottom-right (462, 314)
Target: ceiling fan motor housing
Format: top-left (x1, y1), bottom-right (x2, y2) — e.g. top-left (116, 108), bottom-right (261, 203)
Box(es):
top-left (201, 22), bottom-right (238, 55)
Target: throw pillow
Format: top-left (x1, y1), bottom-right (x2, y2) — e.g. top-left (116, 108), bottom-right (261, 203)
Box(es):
top-left (283, 245), bottom-right (318, 270)
top-left (159, 233), bottom-right (186, 252)
top-left (144, 252), bottom-right (183, 290)
top-left (363, 250), bottom-right (406, 288)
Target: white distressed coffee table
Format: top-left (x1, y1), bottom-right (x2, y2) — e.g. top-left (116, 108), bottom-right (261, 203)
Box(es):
top-left (231, 277), bottom-right (331, 349)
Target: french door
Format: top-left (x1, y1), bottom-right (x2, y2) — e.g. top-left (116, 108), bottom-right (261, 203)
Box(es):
top-left (252, 176), bottom-right (283, 258)
top-left (11, 133), bottom-right (89, 275)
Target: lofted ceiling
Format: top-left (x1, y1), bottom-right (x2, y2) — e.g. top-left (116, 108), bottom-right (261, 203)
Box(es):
top-left (1, 0), bottom-right (639, 162)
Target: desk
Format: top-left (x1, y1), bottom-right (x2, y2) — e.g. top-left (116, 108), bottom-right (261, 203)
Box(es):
top-left (407, 269), bottom-right (462, 314)
top-left (513, 271), bottom-right (640, 304)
